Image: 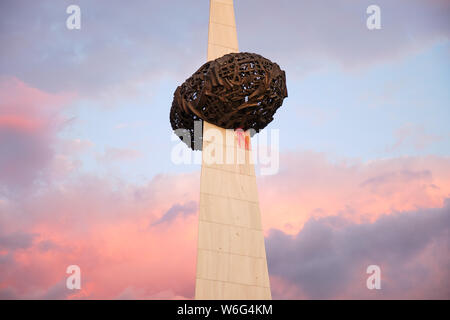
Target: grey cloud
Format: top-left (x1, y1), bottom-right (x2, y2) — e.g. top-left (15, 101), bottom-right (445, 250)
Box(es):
top-left (40, 279), bottom-right (74, 300)
top-left (0, 231), bottom-right (37, 250)
top-left (0, 128), bottom-right (53, 195)
top-left (360, 169), bottom-right (432, 188)
top-left (0, 280), bottom-right (75, 300)
top-left (37, 239), bottom-right (59, 252)
top-left (151, 201), bottom-right (197, 226)
top-left (266, 199), bottom-right (450, 299)
top-left (236, 0), bottom-right (450, 71)
top-left (0, 287), bottom-right (18, 299)
top-left (0, 0), bottom-right (208, 95)
top-left (3, 0), bottom-right (448, 97)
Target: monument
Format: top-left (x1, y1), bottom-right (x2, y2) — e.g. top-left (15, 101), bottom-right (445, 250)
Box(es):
top-left (170, 0), bottom-right (287, 299)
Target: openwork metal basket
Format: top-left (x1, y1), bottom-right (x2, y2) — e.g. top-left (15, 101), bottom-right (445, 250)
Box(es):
top-left (170, 52), bottom-right (288, 150)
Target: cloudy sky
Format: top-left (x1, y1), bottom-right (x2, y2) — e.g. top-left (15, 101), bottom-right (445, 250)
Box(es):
top-left (0, 0), bottom-right (449, 299)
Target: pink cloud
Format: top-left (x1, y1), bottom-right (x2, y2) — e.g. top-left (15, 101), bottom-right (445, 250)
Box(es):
top-left (387, 123), bottom-right (443, 152)
top-left (0, 77), bottom-right (75, 191)
top-left (258, 151), bottom-right (450, 235)
top-left (0, 172), bottom-right (200, 299)
top-left (0, 151), bottom-right (449, 299)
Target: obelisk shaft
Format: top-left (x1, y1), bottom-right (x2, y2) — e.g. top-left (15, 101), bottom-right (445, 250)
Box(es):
top-left (195, 0), bottom-right (272, 300)
top-left (206, 0), bottom-right (239, 61)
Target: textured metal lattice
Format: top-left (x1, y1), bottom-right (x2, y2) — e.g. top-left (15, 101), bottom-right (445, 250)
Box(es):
top-left (170, 52), bottom-right (288, 150)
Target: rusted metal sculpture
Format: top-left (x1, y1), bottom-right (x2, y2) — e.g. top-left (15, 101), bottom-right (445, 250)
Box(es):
top-left (170, 52), bottom-right (288, 150)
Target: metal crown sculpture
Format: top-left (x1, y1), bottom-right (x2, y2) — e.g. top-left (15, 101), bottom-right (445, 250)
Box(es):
top-left (170, 52), bottom-right (288, 150)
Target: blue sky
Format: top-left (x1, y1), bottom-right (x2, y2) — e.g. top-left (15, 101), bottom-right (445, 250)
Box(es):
top-left (1, 0), bottom-right (449, 183)
top-left (59, 40), bottom-right (450, 182)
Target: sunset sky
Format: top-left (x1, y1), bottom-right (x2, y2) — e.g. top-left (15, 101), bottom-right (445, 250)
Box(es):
top-left (0, 0), bottom-right (449, 299)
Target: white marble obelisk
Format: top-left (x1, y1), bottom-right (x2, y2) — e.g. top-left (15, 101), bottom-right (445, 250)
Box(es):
top-left (195, 0), bottom-right (271, 300)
